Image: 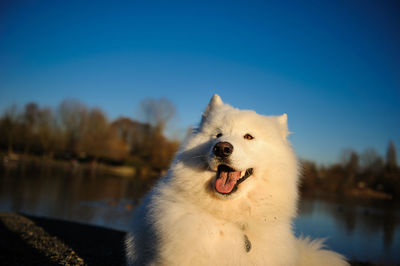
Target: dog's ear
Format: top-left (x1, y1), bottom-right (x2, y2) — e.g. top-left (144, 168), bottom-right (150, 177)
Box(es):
top-left (278, 113), bottom-right (290, 139)
top-left (200, 94), bottom-right (223, 125)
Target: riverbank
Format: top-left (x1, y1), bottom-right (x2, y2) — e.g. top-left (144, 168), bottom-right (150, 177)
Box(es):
top-left (0, 212), bottom-right (125, 266)
top-left (2, 153), bottom-right (138, 178)
top-left (0, 212), bottom-right (385, 266)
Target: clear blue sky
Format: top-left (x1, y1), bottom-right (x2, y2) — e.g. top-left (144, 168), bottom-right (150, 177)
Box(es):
top-left (1, 0), bottom-right (399, 165)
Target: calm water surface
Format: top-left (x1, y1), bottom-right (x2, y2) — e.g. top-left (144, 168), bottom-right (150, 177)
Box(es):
top-left (0, 161), bottom-right (399, 264)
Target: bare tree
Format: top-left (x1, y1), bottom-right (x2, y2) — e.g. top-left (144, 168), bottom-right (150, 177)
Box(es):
top-left (80, 108), bottom-right (109, 159)
top-left (1, 104), bottom-right (19, 153)
top-left (386, 140), bottom-right (398, 169)
top-left (138, 97), bottom-right (176, 133)
top-left (300, 160), bottom-right (319, 192)
top-left (57, 99), bottom-right (88, 156)
top-left (37, 107), bottom-right (57, 157)
top-left (360, 148), bottom-right (380, 169)
top-left (22, 102), bottom-right (40, 154)
top-left (338, 149), bottom-right (359, 191)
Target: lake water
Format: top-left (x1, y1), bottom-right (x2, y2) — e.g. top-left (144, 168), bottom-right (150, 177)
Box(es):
top-left (0, 160), bottom-right (399, 264)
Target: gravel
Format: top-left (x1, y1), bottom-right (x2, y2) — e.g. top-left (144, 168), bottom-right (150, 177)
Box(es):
top-left (0, 212), bottom-right (126, 266)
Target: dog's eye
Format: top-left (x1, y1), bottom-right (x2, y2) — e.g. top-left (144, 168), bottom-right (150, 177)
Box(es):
top-left (216, 133), bottom-right (223, 138)
top-left (244, 134), bottom-right (254, 140)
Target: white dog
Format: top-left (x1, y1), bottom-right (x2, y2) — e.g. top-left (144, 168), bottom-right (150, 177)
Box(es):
top-left (125, 94), bottom-right (348, 266)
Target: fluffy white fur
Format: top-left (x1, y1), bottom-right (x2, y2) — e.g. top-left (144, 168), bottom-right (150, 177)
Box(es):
top-left (125, 94), bottom-right (348, 266)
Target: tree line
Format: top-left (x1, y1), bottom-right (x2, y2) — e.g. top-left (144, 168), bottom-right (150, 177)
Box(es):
top-left (1, 99), bottom-right (399, 198)
top-left (0, 99), bottom-right (179, 173)
top-left (301, 142), bottom-right (400, 199)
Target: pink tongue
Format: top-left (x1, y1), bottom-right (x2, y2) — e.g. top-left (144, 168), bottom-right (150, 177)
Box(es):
top-left (215, 170), bottom-right (242, 194)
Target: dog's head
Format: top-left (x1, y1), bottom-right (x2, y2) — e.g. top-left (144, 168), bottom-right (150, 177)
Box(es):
top-left (173, 94), bottom-right (298, 219)
top-left (200, 95), bottom-right (295, 196)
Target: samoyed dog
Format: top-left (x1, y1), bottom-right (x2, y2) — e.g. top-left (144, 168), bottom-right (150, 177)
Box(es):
top-left (125, 94), bottom-right (348, 266)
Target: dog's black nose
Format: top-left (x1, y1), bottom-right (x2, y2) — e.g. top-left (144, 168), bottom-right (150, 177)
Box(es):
top-left (213, 142), bottom-right (233, 158)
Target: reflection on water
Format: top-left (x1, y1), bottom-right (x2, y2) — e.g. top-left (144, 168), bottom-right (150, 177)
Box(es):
top-left (1, 160), bottom-right (399, 264)
top-left (295, 196), bottom-right (400, 264)
top-left (0, 160), bottom-right (150, 231)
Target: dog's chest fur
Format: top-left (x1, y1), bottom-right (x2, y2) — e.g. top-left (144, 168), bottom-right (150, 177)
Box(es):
top-left (148, 192), bottom-right (298, 266)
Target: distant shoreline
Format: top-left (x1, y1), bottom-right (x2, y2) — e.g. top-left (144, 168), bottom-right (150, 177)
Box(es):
top-left (301, 187), bottom-right (394, 201)
top-left (345, 187), bottom-right (392, 200)
top-left (1, 152), bottom-right (162, 179)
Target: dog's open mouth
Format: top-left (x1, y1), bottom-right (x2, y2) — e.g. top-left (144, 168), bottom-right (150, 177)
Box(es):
top-left (215, 164), bottom-right (253, 195)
